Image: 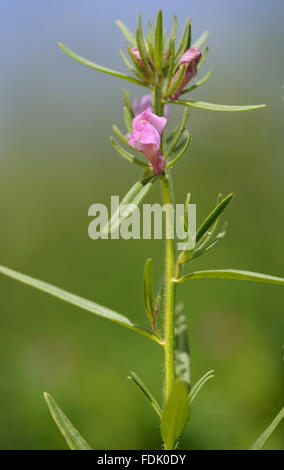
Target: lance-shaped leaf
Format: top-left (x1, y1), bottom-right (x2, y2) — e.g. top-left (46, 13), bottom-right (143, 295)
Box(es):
top-left (0, 265), bottom-right (160, 344)
top-left (136, 15), bottom-right (153, 78)
top-left (112, 124), bottom-right (128, 145)
top-left (128, 371), bottom-right (162, 419)
top-left (189, 370), bottom-right (215, 404)
top-left (110, 137), bottom-right (149, 169)
top-left (165, 132), bottom-right (192, 169)
top-left (192, 224), bottom-right (227, 260)
top-left (169, 98), bottom-right (267, 112)
top-left (164, 64), bottom-right (186, 99)
top-left (119, 49), bottom-right (136, 75)
top-left (143, 258), bottom-right (154, 324)
top-left (154, 10), bottom-right (163, 71)
top-left (175, 18), bottom-right (192, 68)
top-left (165, 39), bottom-right (176, 92)
top-left (123, 106), bottom-right (133, 134)
top-left (165, 108), bottom-right (189, 158)
top-left (115, 20), bottom-right (136, 47)
top-left (180, 70), bottom-right (213, 95)
top-left (123, 89), bottom-right (134, 120)
top-left (44, 393), bottom-right (92, 450)
top-left (102, 175), bottom-right (157, 237)
top-left (175, 303), bottom-right (190, 388)
top-left (192, 30), bottom-right (209, 49)
top-left (126, 44), bottom-right (149, 82)
top-left (175, 269), bottom-right (284, 286)
top-left (197, 45), bottom-right (209, 71)
top-left (58, 43), bottom-right (148, 88)
top-left (196, 193), bottom-right (234, 243)
top-left (250, 407), bottom-right (284, 450)
top-left (161, 380), bottom-right (190, 450)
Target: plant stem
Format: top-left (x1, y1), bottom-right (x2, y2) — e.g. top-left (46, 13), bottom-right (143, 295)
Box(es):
top-left (153, 82), bottom-right (177, 405)
top-left (161, 173), bottom-right (176, 403)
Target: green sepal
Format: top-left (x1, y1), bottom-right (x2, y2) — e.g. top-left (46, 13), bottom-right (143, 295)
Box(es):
top-left (165, 108), bottom-right (189, 158)
top-left (166, 132), bottom-right (192, 169)
top-left (181, 70), bottom-right (213, 95)
top-left (164, 64), bottom-right (186, 99)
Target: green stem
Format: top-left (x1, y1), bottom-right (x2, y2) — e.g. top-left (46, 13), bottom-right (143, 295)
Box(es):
top-left (161, 173), bottom-right (176, 404)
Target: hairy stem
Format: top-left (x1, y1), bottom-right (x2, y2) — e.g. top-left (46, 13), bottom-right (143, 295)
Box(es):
top-left (161, 173), bottom-right (176, 404)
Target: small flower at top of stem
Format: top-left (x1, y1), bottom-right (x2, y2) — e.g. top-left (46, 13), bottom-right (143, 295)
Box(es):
top-left (170, 47), bottom-right (202, 100)
top-left (132, 94), bottom-right (170, 119)
top-left (128, 108), bottom-right (167, 175)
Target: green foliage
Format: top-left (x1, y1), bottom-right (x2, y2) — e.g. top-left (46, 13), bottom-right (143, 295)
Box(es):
top-left (161, 380), bottom-right (190, 449)
top-left (250, 407), bottom-right (284, 450)
top-left (44, 393), bottom-right (92, 450)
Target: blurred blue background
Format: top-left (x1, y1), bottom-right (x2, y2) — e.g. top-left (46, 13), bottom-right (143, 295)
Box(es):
top-left (0, 0), bottom-right (283, 449)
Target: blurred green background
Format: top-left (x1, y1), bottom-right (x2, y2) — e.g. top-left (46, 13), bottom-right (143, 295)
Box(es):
top-left (0, 0), bottom-right (283, 450)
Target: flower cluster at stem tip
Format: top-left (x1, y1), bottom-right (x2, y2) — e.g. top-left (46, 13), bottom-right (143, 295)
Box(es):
top-left (127, 47), bottom-right (201, 174)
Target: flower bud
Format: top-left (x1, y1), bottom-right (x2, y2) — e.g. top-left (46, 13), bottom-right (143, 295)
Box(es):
top-left (131, 47), bottom-right (147, 75)
top-left (170, 47), bottom-right (202, 100)
top-left (128, 108), bottom-right (167, 175)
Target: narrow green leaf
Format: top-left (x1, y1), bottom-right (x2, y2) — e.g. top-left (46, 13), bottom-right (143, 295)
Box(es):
top-left (189, 370), bottom-right (215, 404)
top-left (44, 393), bottom-right (92, 450)
top-left (147, 21), bottom-right (155, 62)
top-left (192, 225), bottom-right (227, 260)
top-left (154, 10), bottom-right (163, 71)
top-left (181, 70), bottom-right (213, 95)
top-left (165, 108), bottom-right (189, 158)
top-left (57, 43), bottom-right (148, 88)
top-left (192, 30), bottom-right (209, 49)
top-left (161, 380), bottom-right (190, 450)
top-left (119, 49), bottom-right (136, 75)
top-left (164, 64), bottom-right (186, 99)
top-left (102, 175), bottom-right (157, 237)
top-left (126, 44), bottom-right (149, 82)
top-left (110, 137), bottom-right (149, 169)
top-left (175, 18), bottom-right (191, 66)
top-left (115, 20), bottom-right (136, 47)
top-left (123, 89), bottom-right (134, 120)
top-left (123, 106), bottom-right (133, 134)
top-left (175, 303), bottom-right (190, 388)
top-left (176, 269), bottom-right (284, 286)
top-left (166, 132), bottom-right (192, 169)
top-left (197, 45), bottom-right (209, 70)
top-left (0, 265), bottom-right (160, 344)
top-left (169, 99), bottom-right (267, 112)
top-left (143, 258), bottom-right (154, 324)
top-left (128, 371), bottom-right (162, 419)
top-left (250, 407), bottom-right (284, 450)
top-left (165, 38), bottom-right (175, 92)
top-left (196, 193), bottom-right (234, 243)
top-left (136, 15), bottom-right (153, 78)
top-left (112, 124), bottom-right (128, 145)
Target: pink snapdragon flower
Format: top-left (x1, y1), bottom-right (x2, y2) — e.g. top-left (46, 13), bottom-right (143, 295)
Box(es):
top-left (132, 94), bottom-right (170, 119)
top-left (170, 47), bottom-right (202, 100)
top-left (128, 108), bottom-right (167, 175)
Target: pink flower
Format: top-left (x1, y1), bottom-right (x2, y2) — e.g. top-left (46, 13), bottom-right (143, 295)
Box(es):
top-left (132, 94), bottom-right (170, 119)
top-left (170, 47), bottom-right (202, 100)
top-left (128, 108), bottom-right (167, 175)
